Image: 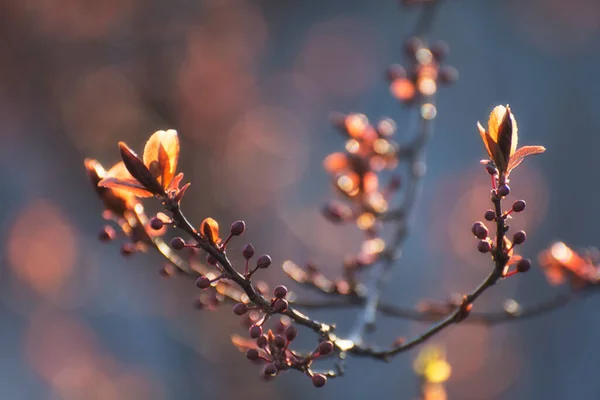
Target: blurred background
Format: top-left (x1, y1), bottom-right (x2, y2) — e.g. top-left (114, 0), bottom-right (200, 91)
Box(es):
top-left (1, 0), bottom-right (600, 398)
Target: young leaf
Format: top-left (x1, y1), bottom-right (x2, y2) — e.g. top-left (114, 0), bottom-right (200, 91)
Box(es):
top-left (201, 217), bottom-right (220, 245)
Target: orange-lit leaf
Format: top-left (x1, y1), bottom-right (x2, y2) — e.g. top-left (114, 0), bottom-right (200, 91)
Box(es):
top-left (174, 182), bottom-right (190, 203)
top-left (119, 142), bottom-right (163, 194)
top-left (169, 173), bottom-right (184, 192)
top-left (98, 161), bottom-right (154, 198)
top-left (201, 217), bottom-right (219, 244)
top-left (231, 334), bottom-right (258, 352)
top-left (507, 145), bottom-right (546, 173)
top-left (143, 129), bottom-right (179, 188)
top-left (323, 152), bottom-right (348, 173)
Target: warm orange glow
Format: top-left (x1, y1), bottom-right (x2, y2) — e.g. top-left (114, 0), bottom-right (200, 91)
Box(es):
top-left (356, 213), bottom-right (376, 230)
top-left (324, 152), bottom-right (349, 173)
top-left (391, 78), bottom-right (416, 101)
top-left (345, 114), bottom-right (369, 138)
top-left (418, 77), bottom-right (437, 96)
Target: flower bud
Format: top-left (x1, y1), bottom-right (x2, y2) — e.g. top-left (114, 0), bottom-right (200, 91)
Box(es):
top-left (431, 40), bottom-right (449, 60)
top-left (256, 335), bottom-right (268, 348)
top-left (273, 299), bottom-right (288, 313)
top-left (513, 230), bottom-right (527, 245)
top-left (484, 210), bottom-right (496, 221)
top-left (498, 184), bottom-right (510, 197)
top-left (471, 221), bottom-right (488, 239)
top-left (312, 374), bottom-right (327, 388)
top-left (263, 363), bottom-right (277, 376)
top-left (246, 348), bottom-right (259, 361)
top-left (249, 325), bottom-right (263, 339)
top-left (233, 303), bottom-right (248, 315)
top-left (285, 325), bottom-right (298, 342)
top-left (273, 285), bottom-right (288, 299)
top-left (317, 341), bottom-right (334, 355)
top-left (230, 220), bottom-right (246, 236)
top-left (517, 258), bottom-right (532, 273)
top-left (195, 276), bottom-right (211, 289)
top-left (273, 335), bottom-right (286, 349)
top-left (512, 200), bottom-right (526, 213)
top-left (170, 237), bottom-right (186, 250)
top-left (150, 217), bottom-right (164, 230)
top-left (257, 255), bottom-right (272, 269)
top-left (477, 240), bottom-right (491, 253)
top-left (120, 243), bottom-right (135, 256)
top-left (242, 243), bottom-right (255, 260)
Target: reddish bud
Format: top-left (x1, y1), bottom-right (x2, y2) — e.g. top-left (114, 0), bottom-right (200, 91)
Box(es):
top-left (484, 210), bottom-right (496, 221)
top-left (285, 325), bottom-right (298, 342)
top-left (257, 255), bottom-right (272, 269)
top-left (431, 40), bottom-right (449, 60)
top-left (195, 276), bottom-right (211, 289)
top-left (404, 37), bottom-right (423, 56)
top-left (230, 220), bottom-right (246, 236)
top-left (233, 303), bottom-right (248, 316)
top-left (512, 200), bottom-right (526, 213)
top-left (273, 335), bottom-right (286, 349)
top-left (242, 243), bottom-right (255, 259)
top-left (263, 363), bottom-right (277, 376)
top-left (498, 184), bottom-right (510, 197)
top-left (513, 230), bottom-right (527, 245)
top-left (150, 217), bottom-right (164, 230)
top-left (317, 341), bottom-right (334, 355)
top-left (477, 240), bottom-right (491, 253)
top-left (473, 222), bottom-right (489, 240)
top-left (256, 335), bottom-right (268, 348)
top-left (120, 243), bottom-right (135, 256)
top-left (273, 299), bottom-right (288, 313)
top-left (99, 226), bottom-right (116, 242)
top-left (246, 348), bottom-right (260, 361)
top-left (249, 325), bottom-right (263, 339)
top-left (517, 258), bottom-right (532, 273)
top-left (485, 163), bottom-right (498, 176)
top-left (386, 64), bottom-right (407, 81)
top-left (170, 237), bottom-right (186, 250)
top-left (312, 374), bottom-right (327, 388)
top-left (438, 65), bottom-right (459, 84)
top-left (273, 285), bottom-right (288, 299)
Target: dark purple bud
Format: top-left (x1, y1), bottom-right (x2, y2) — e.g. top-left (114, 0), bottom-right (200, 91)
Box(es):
top-left (195, 276), bottom-right (211, 289)
top-left (242, 243), bottom-right (255, 260)
top-left (263, 363), bottom-right (277, 376)
top-left (513, 231), bottom-right (527, 245)
top-left (170, 237), bottom-right (186, 250)
top-left (99, 226), bottom-right (116, 242)
top-left (317, 341), bottom-right (334, 355)
top-left (477, 240), bottom-right (491, 253)
top-left (246, 348), bottom-right (260, 361)
top-left (404, 37), bottom-right (423, 56)
top-left (484, 210), bottom-right (496, 221)
top-left (485, 163), bottom-right (498, 176)
top-left (312, 374), bottom-right (327, 388)
top-left (257, 255), bottom-right (272, 269)
top-left (517, 258), bottom-right (532, 273)
top-left (471, 221), bottom-right (488, 239)
top-left (256, 335), bottom-right (268, 348)
top-left (512, 200), bottom-right (526, 213)
top-left (230, 220), bottom-right (246, 236)
top-left (438, 66), bottom-right (459, 84)
top-left (498, 184), bottom-right (510, 197)
top-left (285, 325), bottom-right (298, 342)
top-left (249, 325), bottom-right (263, 339)
top-left (273, 285), bottom-right (288, 299)
top-left (233, 303), bottom-right (248, 316)
top-left (273, 299), bottom-right (288, 313)
top-left (386, 64), bottom-right (406, 81)
top-left (431, 40), bottom-right (449, 60)
top-left (150, 217), bottom-right (164, 230)
top-left (273, 335), bottom-right (286, 349)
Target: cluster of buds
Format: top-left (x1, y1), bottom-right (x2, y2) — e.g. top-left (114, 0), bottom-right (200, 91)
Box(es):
top-left (539, 242), bottom-right (600, 288)
top-left (388, 37), bottom-right (457, 108)
top-left (233, 317), bottom-right (334, 388)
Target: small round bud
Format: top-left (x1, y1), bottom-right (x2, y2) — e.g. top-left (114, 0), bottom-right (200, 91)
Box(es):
top-left (246, 348), bottom-right (260, 361)
top-left (312, 374), bottom-right (327, 388)
top-left (317, 341), bottom-right (334, 355)
top-left (404, 37), bottom-right (423, 56)
top-left (512, 200), bottom-right (526, 213)
top-left (431, 40), bottom-right (449, 60)
top-left (256, 335), bottom-right (268, 348)
top-left (484, 210), bottom-right (496, 221)
top-left (273, 299), bottom-right (288, 313)
top-left (273, 335), bottom-right (286, 349)
top-left (233, 303), bottom-right (248, 316)
top-left (150, 217), bottom-right (164, 230)
top-left (477, 240), bottom-right (491, 253)
top-left (195, 276), bottom-right (211, 289)
top-left (206, 254), bottom-right (217, 265)
top-left (99, 226), bottom-right (116, 242)
top-left (170, 237), bottom-right (186, 250)
top-left (485, 163), bottom-right (498, 176)
top-left (263, 363), bottom-right (277, 376)
top-left (498, 184), bottom-right (510, 197)
top-left (230, 220), bottom-right (246, 236)
top-left (273, 285), bottom-right (288, 299)
top-left (257, 255), bottom-right (272, 269)
top-left (285, 325), bottom-right (298, 342)
top-left (249, 325), bottom-right (263, 339)
top-left (513, 230), bottom-right (527, 245)
top-left (517, 258), bottom-right (532, 273)
top-left (386, 64), bottom-right (406, 81)
top-left (438, 65), bottom-right (459, 84)
top-left (242, 243), bottom-right (255, 259)
top-left (473, 223), bottom-right (489, 240)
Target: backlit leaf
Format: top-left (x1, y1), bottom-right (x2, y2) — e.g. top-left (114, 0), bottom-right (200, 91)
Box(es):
top-left (143, 129), bottom-right (179, 189)
top-left (201, 217), bottom-right (220, 245)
